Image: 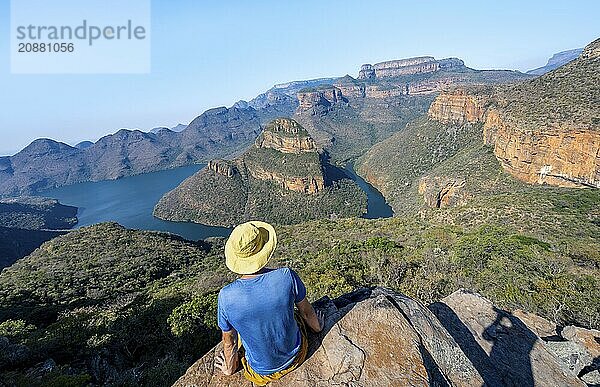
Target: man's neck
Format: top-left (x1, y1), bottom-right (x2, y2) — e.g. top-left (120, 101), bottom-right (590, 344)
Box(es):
top-left (240, 267), bottom-right (271, 279)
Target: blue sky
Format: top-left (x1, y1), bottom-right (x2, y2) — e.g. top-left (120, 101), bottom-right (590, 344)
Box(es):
top-left (1, 0), bottom-right (598, 155)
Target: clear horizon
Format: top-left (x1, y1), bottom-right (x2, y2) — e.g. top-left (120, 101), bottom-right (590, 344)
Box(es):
top-left (1, 0), bottom-right (599, 156)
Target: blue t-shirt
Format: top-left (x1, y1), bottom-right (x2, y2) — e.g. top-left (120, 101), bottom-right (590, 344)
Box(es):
top-left (217, 268), bottom-right (307, 375)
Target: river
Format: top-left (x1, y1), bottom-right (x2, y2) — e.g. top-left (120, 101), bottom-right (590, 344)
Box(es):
top-left (42, 163), bottom-right (393, 241)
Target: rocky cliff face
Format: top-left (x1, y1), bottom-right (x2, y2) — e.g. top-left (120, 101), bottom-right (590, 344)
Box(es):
top-left (427, 39), bottom-right (600, 189)
top-left (483, 109), bottom-right (600, 188)
top-left (297, 87), bottom-right (345, 113)
top-left (358, 57), bottom-right (465, 79)
top-left (418, 176), bottom-right (468, 208)
top-left (427, 88), bottom-right (492, 125)
top-left (207, 159), bottom-right (238, 178)
top-left (174, 287), bottom-right (596, 386)
top-left (429, 90), bottom-right (600, 188)
top-left (248, 118), bottom-right (324, 193)
top-left (246, 166), bottom-right (324, 194)
top-left (254, 118), bottom-right (318, 154)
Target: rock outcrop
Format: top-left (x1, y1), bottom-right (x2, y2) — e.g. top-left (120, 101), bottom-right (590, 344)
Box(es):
top-left (418, 176), bottom-right (468, 208)
top-left (154, 118), bottom-right (365, 227)
top-left (358, 57), bottom-right (465, 79)
top-left (207, 160), bottom-right (238, 178)
top-left (427, 88), bottom-right (491, 125)
top-left (297, 87), bottom-right (344, 113)
top-left (427, 38), bottom-right (600, 189)
top-left (254, 118), bottom-right (318, 154)
top-left (483, 110), bottom-right (600, 188)
top-left (174, 287), bottom-right (596, 386)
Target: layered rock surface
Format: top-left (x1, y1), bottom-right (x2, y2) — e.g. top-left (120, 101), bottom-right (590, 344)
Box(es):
top-left (358, 57), bottom-right (465, 79)
top-left (174, 287), bottom-right (595, 386)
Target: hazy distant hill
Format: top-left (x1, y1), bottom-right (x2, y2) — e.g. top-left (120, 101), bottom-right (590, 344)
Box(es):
top-left (149, 123), bottom-right (187, 134)
top-left (0, 101), bottom-right (295, 196)
top-left (74, 141), bottom-right (94, 149)
top-left (526, 47), bottom-right (583, 75)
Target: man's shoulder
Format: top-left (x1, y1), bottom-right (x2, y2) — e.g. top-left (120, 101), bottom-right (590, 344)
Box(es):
top-left (218, 280), bottom-right (241, 301)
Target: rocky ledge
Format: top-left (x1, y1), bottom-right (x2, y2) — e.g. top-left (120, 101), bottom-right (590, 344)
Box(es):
top-left (358, 57), bottom-right (465, 79)
top-left (297, 87), bottom-right (345, 113)
top-left (173, 287), bottom-right (598, 386)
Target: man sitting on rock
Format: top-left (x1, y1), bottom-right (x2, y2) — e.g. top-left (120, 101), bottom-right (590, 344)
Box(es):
top-left (215, 221), bottom-right (324, 385)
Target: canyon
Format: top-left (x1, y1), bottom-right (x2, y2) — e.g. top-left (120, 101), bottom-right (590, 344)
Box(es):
top-left (427, 39), bottom-right (600, 189)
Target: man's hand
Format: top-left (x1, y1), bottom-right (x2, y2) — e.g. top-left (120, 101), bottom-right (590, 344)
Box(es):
top-left (297, 298), bottom-right (324, 333)
top-left (215, 351), bottom-right (235, 375)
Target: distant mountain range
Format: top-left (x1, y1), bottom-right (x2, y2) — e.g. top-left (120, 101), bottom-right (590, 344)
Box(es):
top-left (0, 48), bottom-right (581, 197)
top-left (526, 48), bottom-right (583, 75)
top-left (0, 100), bottom-right (295, 196)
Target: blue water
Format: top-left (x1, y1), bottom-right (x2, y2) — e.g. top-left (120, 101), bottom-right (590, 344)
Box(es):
top-left (40, 163), bottom-right (393, 241)
top-left (344, 163), bottom-right (394, 219)
top-left (42, 164), bottom-right (232, 241)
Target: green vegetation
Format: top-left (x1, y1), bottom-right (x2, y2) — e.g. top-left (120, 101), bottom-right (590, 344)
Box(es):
top-left (0, 197), bottom-right (77, 230)
top-left (494, 46), bottom-right (599, 130)
top-left (299, 94), bottom-right (435, 162)
top-left (244, 147), bottom-right (322, 177)
top-left (155, 118), bottom-right (367, 227)
top-left (244, 177), bottom-right (365, 225)
top-left (1, 216), bottom-right (597, 385)
top-left (0, 223), bottom-right (233, 386)
top-left (154, 164), bottom-right (247, 227)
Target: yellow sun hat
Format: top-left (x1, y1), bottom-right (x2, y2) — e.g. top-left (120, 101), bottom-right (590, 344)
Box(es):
top-left (225, 221), bottom-right (277, 275)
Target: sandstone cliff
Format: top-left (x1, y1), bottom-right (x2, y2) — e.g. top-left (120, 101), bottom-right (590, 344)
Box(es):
top-left (254, 118), bottom-right (319, 154)
top-left (297, 87), bottom-right (345, 113)
top-left (174, 287), bottom-right (597, 386)
top-left (427, 38), bottom-right (600, 189)
top-left (153, 118), bottom-right (365, 227)
top-left (358, 56), bottom-right (465, 79)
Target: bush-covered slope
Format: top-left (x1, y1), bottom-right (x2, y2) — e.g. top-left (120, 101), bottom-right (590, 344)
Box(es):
top-left (0, 217), bottom-right (598, 386)
top-left (0, 197), bottom-right (77, 230)
top-left (0, 197), bottom-right (78, 269)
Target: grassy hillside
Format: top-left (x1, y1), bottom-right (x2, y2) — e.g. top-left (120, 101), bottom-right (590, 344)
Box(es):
top-left (494, 38), bottom-right (599, 130)
top-left (356, 115), bottom-right (600, 267)
top-left (355, 117), bottom-right (483, 213)
top-left (0, 197), bottom-right (78, 269)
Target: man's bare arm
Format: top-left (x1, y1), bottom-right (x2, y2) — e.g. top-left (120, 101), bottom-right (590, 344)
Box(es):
top-left (296, 298), bottom-right (324, 333)
top-left (215, 329), bottom-right (239, 375)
